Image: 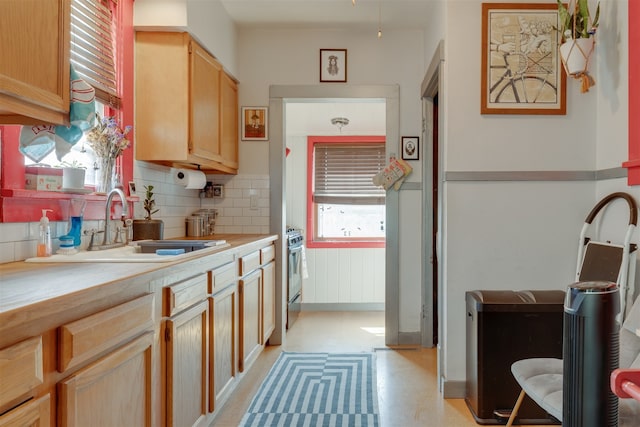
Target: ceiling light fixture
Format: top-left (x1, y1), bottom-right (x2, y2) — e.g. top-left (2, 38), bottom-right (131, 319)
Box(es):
top-left (352, 0), bottom-right (356, 5)
top-left (377, 3), bottom-right (382, 38)
top-left (331, 117), bottom-right (349, 132)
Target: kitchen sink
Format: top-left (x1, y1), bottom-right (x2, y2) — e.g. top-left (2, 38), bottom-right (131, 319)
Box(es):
top-left (136, 239), bottom-right (227, 253)
top-left (24, 239), bottom-right (228, 263)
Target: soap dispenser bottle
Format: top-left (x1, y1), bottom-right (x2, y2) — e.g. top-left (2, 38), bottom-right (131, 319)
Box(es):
top-left (37, 209), bottom-right (53, 257)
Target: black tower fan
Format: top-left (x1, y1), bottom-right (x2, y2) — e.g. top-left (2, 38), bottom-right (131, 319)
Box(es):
top-left (563, 281), bottom-right (620, 427)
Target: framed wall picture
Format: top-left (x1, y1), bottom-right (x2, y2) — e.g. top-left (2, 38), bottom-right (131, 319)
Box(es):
top-left (241, 106), bottom-right (268, 141)
top-left (481, 3), bottom-right (566, 115)
top-left (320, 49), bottom-right (347, 82)
top-left (401, 136), bottom-right (419, 160)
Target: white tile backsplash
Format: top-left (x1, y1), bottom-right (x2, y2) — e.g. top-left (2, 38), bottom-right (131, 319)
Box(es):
top-left (0, 167), bottom-right (271, 263)
top-left (203, 173), bottom-right (270, 235)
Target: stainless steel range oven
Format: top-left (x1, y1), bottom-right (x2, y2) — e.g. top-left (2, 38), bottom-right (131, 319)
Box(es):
top-left (286, 227), bottom-right (303, 330)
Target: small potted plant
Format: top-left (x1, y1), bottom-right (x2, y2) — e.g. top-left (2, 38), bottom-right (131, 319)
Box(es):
top-left (557, 0), bottom-right (600, 92)
top-left (132, 185), bottom-right (164, 240)
top-left (58, 160), bottom-right (86, 191)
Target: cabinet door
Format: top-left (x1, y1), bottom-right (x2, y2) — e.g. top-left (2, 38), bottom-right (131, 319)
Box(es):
top-left (239, 270), bottom-right (262, 372)
top-left (58, 333), bottom-right (154, 427)
top-left (262, 261), bottom-right (276, 343)
top-left (0, 394), bottom-right (50, 427)
top-left (219, 72), bottom-right (238, 170)
top-left (166, 301), bottom-right (208, 427)
top-left (135, 31), bottom-right (190, 162)
top-left (0, 0), bottom-right (70, 125)
top-left (189, 41), bottom-right (222, 163)
top-left (209, 284), bottom-right (237, 413)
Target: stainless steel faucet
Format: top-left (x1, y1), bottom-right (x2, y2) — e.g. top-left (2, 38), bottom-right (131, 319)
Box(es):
top-left (87, 188), bottom-right (130, 251)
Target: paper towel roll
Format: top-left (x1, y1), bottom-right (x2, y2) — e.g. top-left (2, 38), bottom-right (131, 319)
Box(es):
top-left (174, 169), bottom-right (206, 189)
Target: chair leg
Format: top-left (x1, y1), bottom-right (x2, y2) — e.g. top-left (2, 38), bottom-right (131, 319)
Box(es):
top-left (506, 389), bottom-right (526, 427)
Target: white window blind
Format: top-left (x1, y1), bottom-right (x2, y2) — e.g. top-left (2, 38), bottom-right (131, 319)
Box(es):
top-left (313, 142), bottom-right (386, 205)
top-left (70, 0), bottom-right (120, 108)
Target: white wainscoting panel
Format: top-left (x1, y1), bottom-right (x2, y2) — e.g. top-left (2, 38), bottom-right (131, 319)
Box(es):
top-left (303, 247), bottom-right (385, 304)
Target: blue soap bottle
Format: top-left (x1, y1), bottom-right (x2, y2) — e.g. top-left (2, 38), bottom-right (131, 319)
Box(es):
top-left (64, 198), bottom-right (86, 247)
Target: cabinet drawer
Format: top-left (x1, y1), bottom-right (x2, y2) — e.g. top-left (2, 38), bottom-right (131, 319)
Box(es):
top-left (210, 261), bottom-right (237, 294)
top-left (0, 393), bottom-right (50, 427)
top-left (0, 336), bottom-right (43, 409)
top-left (239, 251), bottom-right (260, 277)
top-left (260, 244), bottom-right (275, 264)
top-left (164, 274), bottom-right (208, 316)
top-left (58, 294), bottom-right (154, 372)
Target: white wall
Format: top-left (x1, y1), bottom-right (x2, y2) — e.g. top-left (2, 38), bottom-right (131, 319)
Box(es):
top-left (134, 0), bottom-right (239, 76)
top-left (187, 0), bottom-right (239, 77)
top-left (596, 0), bottom-right (629, 171)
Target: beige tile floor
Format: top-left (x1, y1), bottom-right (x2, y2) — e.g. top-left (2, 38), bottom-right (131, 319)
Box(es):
top-left (210, 311), bottom-right (535, 426)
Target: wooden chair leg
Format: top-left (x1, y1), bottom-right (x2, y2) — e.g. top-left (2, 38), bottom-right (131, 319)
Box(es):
top-left (506, 389), bottom-right (526, 427)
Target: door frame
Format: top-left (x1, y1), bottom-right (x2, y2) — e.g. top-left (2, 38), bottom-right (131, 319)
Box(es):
top-left (268, 84), bottom-right (401, 345)
top-left (420, 40), bottom-right (445, 355)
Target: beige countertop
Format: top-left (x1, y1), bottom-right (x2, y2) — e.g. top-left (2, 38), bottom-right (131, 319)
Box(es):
top-left (0, 234), bottom-right (277, 316)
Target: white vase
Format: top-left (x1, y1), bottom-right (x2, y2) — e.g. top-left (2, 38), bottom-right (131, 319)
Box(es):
top-left (560, 37), bottom-right (595, 76)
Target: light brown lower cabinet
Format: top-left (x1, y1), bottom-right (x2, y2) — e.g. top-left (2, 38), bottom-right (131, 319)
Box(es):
top-left (0, 238), bottom-right (278, 427)
top-left (0, 394), bottom-right (50, 427)
top-left (58, 332), bottom-right (154, 427)
top-left (239, 269), bottom-right (262, 373)
top-left (165, 300), bottom-right (208, 427)
top-left (209, 283), bottom-right (237, 413)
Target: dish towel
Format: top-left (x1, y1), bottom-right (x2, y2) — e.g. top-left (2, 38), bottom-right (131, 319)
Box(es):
top-left (19, 66), bottom-right (95, 162)
top-left (301, 244), bottom-right (309, 279)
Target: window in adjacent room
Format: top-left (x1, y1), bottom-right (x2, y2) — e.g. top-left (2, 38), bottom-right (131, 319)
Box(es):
top-left (307, 136), bottom-right (386, 248)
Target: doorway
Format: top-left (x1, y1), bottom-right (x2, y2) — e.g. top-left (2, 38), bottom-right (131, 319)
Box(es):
top-left (268, 85), bottom-right (402, 346)
top-left (284, 102), bottom-right (386, 320)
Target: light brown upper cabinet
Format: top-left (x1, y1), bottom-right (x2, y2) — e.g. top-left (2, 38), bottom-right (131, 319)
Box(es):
top-left (0, 0), bottom-right (70, 125)
top-left (135, 32), bottom-right (239, 174)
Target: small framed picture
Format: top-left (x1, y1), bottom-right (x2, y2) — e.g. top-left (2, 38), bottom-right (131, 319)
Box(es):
top-left (242, 106), bottom-right (268, 141)
top-left (401, 136), bottom-right (419, 160)
top-left (320, 49), bottom-right (347, 82)
top-left (212, 184), bottom-right (224, 198)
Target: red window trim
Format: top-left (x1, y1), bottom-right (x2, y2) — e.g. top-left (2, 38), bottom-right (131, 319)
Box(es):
top-left (0, 0), bottom-right (135, 222)
top-left (306, 135), bottom-right (386, 249)
top-left (623, 1), bottom-right (640, 184)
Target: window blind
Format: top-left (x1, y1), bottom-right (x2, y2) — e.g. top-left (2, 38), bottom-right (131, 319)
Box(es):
top-left (313, 142), bottom-right (386, 205)
top-left (70, 0), bottom-right (120, 108)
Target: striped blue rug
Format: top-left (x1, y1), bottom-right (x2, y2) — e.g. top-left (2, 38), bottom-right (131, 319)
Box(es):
top-left (239, 352), bottom-right (380, 427)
